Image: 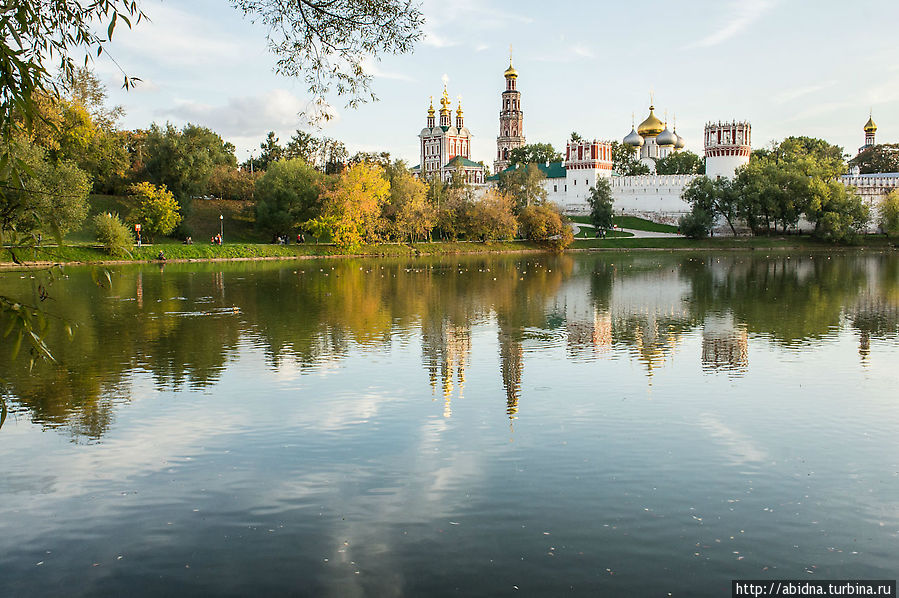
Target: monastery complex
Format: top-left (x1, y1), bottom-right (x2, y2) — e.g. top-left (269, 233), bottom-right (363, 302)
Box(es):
top-left (412, 58), bottom-right (898, 227)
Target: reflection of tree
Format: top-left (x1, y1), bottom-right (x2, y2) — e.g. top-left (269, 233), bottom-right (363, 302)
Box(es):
top-left (681, 254), bottom-right (868, 346)
top-left (3, 252), bottom-right (897, 440)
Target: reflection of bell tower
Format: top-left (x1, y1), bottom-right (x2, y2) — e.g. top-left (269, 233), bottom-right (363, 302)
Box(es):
top-left (422, 319), bottom-right (471, 418)
top-left (498, 329), bottom-right (523, 420)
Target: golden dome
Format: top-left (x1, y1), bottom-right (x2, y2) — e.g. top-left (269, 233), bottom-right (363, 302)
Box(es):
top-left (456, 101), bottom-right (464, 118)
top-left (864, 115), bottom-right (877, 133)
top-left (427, 96), bottom-right (435, 117)
top-left (637, 105), bottom-right (664, 138)
top-left (504, 61), bottom-right (518, 78)
top-left (439, 86), bottom-right (450, 114)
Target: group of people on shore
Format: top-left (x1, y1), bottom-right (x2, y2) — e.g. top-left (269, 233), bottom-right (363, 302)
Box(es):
top-left (211, 234), bottom-right (222, 245)
top-left (272, 234), bottom-right (305, 245)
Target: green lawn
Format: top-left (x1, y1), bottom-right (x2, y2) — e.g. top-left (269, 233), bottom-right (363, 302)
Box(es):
top-left (570, 235), bottom-right (895, 250)
top-left (567, 214), bottom-right (679, 233)
top-left (69, 195), bottom-right (266, 245)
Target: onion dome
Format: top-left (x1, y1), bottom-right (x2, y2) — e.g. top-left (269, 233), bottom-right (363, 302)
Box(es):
top-left (623, 127), bottom-right (644, 147)
top-left (427, 96), bottom-right (435, 118)
top-left (657, 123), bottom-right (677, 147)
top-left (864, 114), bottom-right (877, 133)
top-left (456, 100), bottom-right (464, 119)
top-left (439, 86), bottom-right (450, 115)
top-left (674, 131), bottom-right (686, 150)
top-left (637, 105), bottom-right (664, 138)
top-left (504, 56), bottom-right (518, 78)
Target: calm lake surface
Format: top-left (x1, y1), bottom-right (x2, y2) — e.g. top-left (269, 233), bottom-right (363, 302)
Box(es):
top-left (1, 251), bottom-right (897, 597)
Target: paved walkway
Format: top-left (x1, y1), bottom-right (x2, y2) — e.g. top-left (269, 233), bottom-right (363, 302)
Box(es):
top-left (570, 222), bottom-right (683, 239)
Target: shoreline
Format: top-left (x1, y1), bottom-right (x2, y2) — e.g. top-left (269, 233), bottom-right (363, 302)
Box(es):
top-left (2, 238), bottom-right (894, 270)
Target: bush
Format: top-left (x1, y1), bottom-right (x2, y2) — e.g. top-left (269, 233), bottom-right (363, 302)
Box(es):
top-left (129, 181), bottom-right (183, 241)
top-left (518, 203), bottom-right (573, 251)
top-left (679, 207), bottom-right (714, 239)
top-left (93, 212), bottom-right (133, 257)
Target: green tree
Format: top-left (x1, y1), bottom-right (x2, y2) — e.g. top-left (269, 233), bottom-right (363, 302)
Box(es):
top-left (466, 189), bottom-right (517, 241)
top-left (587, 178), bottom-right (614, 231)
top-left (284, 130), bottom-right (320, 163)
top-left (879, 190), bottom-right (899, 238)
top-left (93, 212), bottom-right (132, 257)
top-left (0, 137), bottom-right (91, 240)
top-left (805, 181), bottom-right (870, 243)
top-left (349, 151), bottom-right (392, 168)
top-left (656, 150), bottom-right (705, 175)
top-left (208, 164), bottom-right (259, 201)
top-left (518, 203), bottom-right (572, 251)
top-left (254, 158), bottom-right (322, 237)
top-left (140, 123), bottom-right (237, 201)
top-left (682, 176), bottom-right (739, 235)
top-left (381, 161), bottom-right (432, 241)
top-left (498, 163), bottom-right (547, 210)
top-left (849, 144), bottom-right (899, 174)
top-left (311, 163), bottom-right (390, 248)
top-left (129, 182), bottom-right (183, 240)
top-left (258, 131), bottom-right (284, 170)
top-left (678, 206), bottom-right (714, 239)
top-left (610, 140), bottom-right (650, 176)
top-left (508, 143), bottom-right (562, 167)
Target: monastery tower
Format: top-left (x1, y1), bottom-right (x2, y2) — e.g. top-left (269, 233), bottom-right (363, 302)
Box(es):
top-left (860, 112), bottom-right (876, 154)
top-left (494, 54), bottom-right (525, 174)
top-left (704, 121), bottom-right (751, 178)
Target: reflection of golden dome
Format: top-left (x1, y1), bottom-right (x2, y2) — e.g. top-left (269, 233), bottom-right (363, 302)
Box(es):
top-left (864, 115), bottom-right (877, 133)
top-left (638, 105), bottom-right (664, 138)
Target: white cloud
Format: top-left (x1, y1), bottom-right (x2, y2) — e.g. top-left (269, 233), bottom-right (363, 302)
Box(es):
top-left (571, 44), bottom-right (595, 59)
top-left (774, 80), bottom-right (838, 104)
top-left (114, 2), bottom-right (245, 67)
top-left (158, 89), bottom-right (338, 137)
top-left (689, 0), bottom-right (777, 48)
top-left (362, 57), bottom-right (414, 82)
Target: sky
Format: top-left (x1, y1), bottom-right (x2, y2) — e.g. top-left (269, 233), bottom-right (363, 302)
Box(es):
top-left (97, 0), bottom-right (899, 168)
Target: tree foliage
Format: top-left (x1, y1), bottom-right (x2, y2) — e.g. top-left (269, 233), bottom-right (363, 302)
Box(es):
top-left (466, 189), bottom-right (518, 241)
top-left (381, 161), bottom-right (432, 242)
top-left (497, 163), bottom-right (547, 210)
top-left (229, 0), bottom-right (424, 113)
top-left (678, 206), bottom-right (714, 239)
top-left (610, 140), bottom-right (650, 176)
top-left (518, 203), bottom-right (572, 251)
top-left (587, 178), bottom-right (614, 231)
top-left (254, 158), bottom-right (322, 236)
top-left (139, 123), bottom-right (237, 200)
top-left (311, 163), bottom-right (390, 248)
top-left (94, 212), bottom-right (133, 257)
top-left (0, 137), bottom-right (91, 240)
top-left (0, 0), bottom-right (143, 139)
top-left (508, 143), bottom-right (562, 167)
top-left (848, 144), bottom-right (899, 174)
top-left (129, 181), bottom-right (182, 238)
top-left (879, 190), bottom-right (899, 239)
top-left (656, 150), bottom-right (705, 175)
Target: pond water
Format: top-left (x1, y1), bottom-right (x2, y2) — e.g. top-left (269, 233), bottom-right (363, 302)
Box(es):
top-left (1, 252), bottom-right (897, 597)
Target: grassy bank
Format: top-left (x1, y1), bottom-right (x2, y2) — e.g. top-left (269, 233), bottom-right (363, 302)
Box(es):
top-left (2, 239), bottom-right (550, 266)
top-left (568, 214), bottom-right (679, 234)
top-left (570, 235), bottom-right (896, 250)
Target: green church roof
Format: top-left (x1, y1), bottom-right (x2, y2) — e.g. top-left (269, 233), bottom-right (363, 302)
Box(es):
top-left (445, 156), bottom-right (484, 169)
top-left (487, 161), bottom-right (567, 181)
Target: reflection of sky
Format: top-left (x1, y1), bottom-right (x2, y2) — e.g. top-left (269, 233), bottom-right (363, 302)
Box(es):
top-left (2, 255), bottom-right (899, 595)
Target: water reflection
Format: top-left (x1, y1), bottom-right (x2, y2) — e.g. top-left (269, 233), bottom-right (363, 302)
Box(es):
top-left (1, 252), bottom-right (898, 439)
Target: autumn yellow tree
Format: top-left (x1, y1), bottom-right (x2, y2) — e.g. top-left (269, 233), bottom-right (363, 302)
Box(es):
top-left (311, 163), bottom-right (390, 249)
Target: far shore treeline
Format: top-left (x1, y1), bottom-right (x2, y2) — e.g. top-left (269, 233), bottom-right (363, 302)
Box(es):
top-left (2, 69), bottom-right (898, 264)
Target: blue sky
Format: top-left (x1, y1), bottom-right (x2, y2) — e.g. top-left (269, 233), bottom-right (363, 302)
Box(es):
top-left (98, 0), bottom-right (899, 168)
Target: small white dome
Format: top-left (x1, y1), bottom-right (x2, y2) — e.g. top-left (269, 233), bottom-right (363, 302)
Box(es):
top-left (657, 125), bottom-right (677, 147)
top-left (623, 128), bottom-right (644, 147)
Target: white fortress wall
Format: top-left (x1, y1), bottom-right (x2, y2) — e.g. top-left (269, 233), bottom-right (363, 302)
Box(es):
top-left (608, 174), bottom-right (698, 222)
